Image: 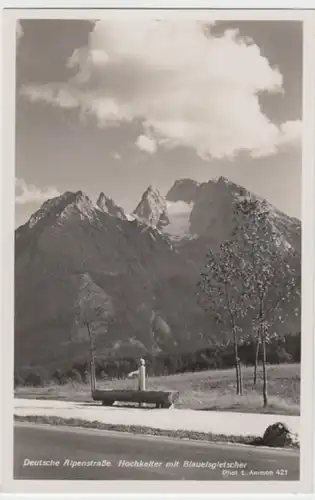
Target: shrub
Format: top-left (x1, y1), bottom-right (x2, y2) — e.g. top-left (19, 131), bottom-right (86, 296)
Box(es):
top-left (24, 371), bottom-right (42, 387)
top-left (83, 370), bottom-right (90, 384)
top-left (52, 369), bottom-right (67, 385)
top-left (14, 373), bottom-right (24, 387)
top-left (98, 370), bottom-right (108, 380)
top-left (273, 347), bottom-right (293, 364)
top-left (66, 368), bottom-right (82, 383)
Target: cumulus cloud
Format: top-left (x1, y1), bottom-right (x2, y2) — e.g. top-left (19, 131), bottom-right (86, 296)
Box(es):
top-left (22, 84), bottom-right (80, 109)
top-left (15, 178), bottom-right (60, 205)
top-left (20, 20), bottom-right (301, 160)
top-left (164, 201), bottom-right (194, 239)
top-left (279, 120), bottom-right (301, 146)
top-left (135, 134), bottom-right (157, 154)
top-left (167, 200), bottom-right (194, 215)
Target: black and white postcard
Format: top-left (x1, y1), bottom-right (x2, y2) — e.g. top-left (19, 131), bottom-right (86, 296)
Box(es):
top-left (1, 7), bottom-right (315, 496)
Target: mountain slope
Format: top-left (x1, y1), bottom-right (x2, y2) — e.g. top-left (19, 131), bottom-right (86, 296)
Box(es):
top-left (15, 191), bottom-right (206, 371)
top-left (14, 179), bottom-right (301, 374)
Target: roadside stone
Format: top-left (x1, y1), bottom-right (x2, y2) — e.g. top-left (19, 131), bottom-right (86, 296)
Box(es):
top-left (262, 422), bottom-right (299, 447)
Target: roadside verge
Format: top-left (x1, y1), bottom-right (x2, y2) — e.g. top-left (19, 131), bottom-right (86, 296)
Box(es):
top-left (14, 397), bottom-right (300, 449)
top-left (14, 414), bottom-right (283, 448)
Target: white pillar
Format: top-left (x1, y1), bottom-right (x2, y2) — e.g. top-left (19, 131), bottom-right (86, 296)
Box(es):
top-left (138, 358), bottom-right (146, 391)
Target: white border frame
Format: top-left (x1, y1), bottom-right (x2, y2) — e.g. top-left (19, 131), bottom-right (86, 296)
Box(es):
top-left (1, 5), bottom-right (315, 497)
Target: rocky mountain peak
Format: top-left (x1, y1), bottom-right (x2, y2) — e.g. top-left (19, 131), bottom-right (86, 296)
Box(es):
top-left (133, 186), bottom-right (170, 229)
top-left (166, 178), bottom-right (201, 203)
top-left (96, 192), bottom-right (128, 220)
top-left (27, 190), bottom-right (95, 229)
top-left (213, 177), bottom-right (249, 198)
top-left (216, 176), bottom-right (232, 185)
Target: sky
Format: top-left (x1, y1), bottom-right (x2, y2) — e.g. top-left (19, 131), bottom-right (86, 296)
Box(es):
top-left (15, 19), bottom-right (302, 228)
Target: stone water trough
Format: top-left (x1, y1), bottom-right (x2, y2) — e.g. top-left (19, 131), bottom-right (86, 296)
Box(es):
top-left (92, 389), bottom-right (179, 409)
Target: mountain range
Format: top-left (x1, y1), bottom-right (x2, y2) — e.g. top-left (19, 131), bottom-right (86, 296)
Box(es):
top-left (14, 177), bottom-right (301, 374)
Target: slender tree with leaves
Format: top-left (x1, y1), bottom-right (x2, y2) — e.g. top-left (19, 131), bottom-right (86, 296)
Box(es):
top-left (197, 239), bottom-right (250, 395)
top-left (75, 273), bottom-right (114, 393)
top-left (234, 198), bottom-right (300, 406)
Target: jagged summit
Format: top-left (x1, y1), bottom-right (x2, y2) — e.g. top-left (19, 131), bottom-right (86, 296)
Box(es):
top-left (212, 176), bottom-right (250, 197)
top-left (133, 185), bottom-right (170, 229)
top-left (96, 192), bottom-right (128, 220)
top-left (166, 179), bottom-right (201, 203)
top-left (23, 179), bottom-right (299, 257)
top-left (166, 176), bottom-right (247, 202)
top-left (25, 189), bottom-right (132, 230)
top-left (163, 176), bottom-right (300, 251)
top-left (27, 191), bottom-right (94, 228)
top-left (216, 176), bottom-right (233, 185)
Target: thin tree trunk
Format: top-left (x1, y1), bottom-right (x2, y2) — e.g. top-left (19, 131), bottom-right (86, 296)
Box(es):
top-left (253, 334), bottom-right (260, 387)
top-left (87, 323), bottom-right (96, 393)
top-left (238, 359), bottom-right (243, 395)
top-left (235, 362), bottom-right (240, 395)
top-left (232, 326), bottom-right (241, 395)
top-left (225, 284), bottom-right (242, 395)
top-left (257, 296), bottom-right (268, 407)
top-left (262, 328), bottom-right (268, 407)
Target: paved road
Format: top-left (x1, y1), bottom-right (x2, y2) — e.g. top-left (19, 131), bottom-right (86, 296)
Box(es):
top-left (14, 423), bottom-right (299, 481)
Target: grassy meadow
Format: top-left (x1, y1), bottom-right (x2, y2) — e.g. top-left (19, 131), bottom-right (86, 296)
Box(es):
top-left (15, 363), bottom-right (300, 416)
